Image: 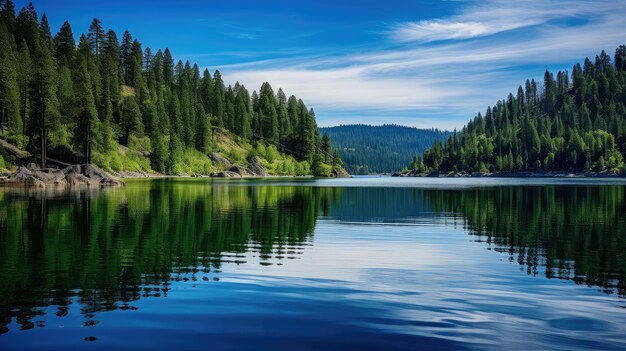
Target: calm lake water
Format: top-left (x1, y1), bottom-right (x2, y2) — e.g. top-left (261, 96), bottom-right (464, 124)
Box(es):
top-left (1, 177), bottom-right (626, 350)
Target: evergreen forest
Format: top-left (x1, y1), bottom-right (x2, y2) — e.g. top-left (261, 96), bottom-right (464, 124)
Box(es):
top-left (0, 1), bottom-right (343, 176)
top-left (411, 46), bottom-right (626, 175)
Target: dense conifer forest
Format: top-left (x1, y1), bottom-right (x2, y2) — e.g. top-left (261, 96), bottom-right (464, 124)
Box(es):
top-left (320, 124), bottom-right (449, 174)
top-left (0, 1), bottom-right (343, 176)
top-left (410, 46), bottom-right (626, 175)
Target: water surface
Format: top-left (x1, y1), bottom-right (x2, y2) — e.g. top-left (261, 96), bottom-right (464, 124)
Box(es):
top-left (1, 177), bottom-right (626, 350)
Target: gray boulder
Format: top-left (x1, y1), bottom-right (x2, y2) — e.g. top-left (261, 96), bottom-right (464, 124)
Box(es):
top-left (228, 164), bottom-right (256, 177)
top-left (332, 167), bottom-right (351, 178)
top-left (209, 152), bottom-right (232, 169)
top-left (210, 171), bottom-right (242, 178)
top-left (0, 164), bottom-right (123, 188)
top-left (249, 156), bottom-right (269, 177)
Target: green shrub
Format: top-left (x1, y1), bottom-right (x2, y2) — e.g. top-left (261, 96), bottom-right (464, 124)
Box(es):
top-left (226, 148), bottom-right (247, 165)
top-left (0, 153), bottom-right (6, 171)
top-left (312, 162), bottom-right (333, 177)
top-left (296, 161), bottom-right (311, 176)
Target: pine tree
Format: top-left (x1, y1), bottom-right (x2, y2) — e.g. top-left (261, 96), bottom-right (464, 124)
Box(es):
top-left (258, 82), bottom-right (279, 142)
top-left (0, 0), bottom-right (16, 30)
top-left (321, 133), bottom-right (331, 163)
top-left (102, 29), bottom-right (121, 110)
top-left (87, 18), bottom-right (105, 58)
top-left (119, 96), bottom-right (142, 146)
top-left (276, 88), bottom-right (290, 146)
top-left (73, 52), bottom-right (98, 163)
top-left (150, 130), bottom-right (168, 173)
top-left (54, 21), bottom-right (75, 65)
top-left (234, 83), bottom-right (251, 139)
top-left (28, 34), bottom-right (59, 167)
top-left (166, 131), bottom-right (183, 174)
top-left (120, 30), bottom-right (132, 84)
top-left (162, 48), bottom-right (174, 85)
top-left (39, 13), bottom-right (51, 48)
top-left (16, 39), bottom-right (30, 138)
top-left (15, 3), bottom-right (38, 51)
top-left (0, 22), bottom-right (21, 139)
top-left (195, 103), bottom-right (211, 153)
top-left (128, 39), bottom-right (144, 90)
top-left (616, 45), bottom-right (626, 72)
top-left (211, 70), bottom-right (225, 127)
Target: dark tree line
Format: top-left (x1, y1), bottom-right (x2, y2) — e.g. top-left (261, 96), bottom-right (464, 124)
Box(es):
top-left (320, 124), bottom-right (450, 174)
top-left (0, 1), bottom-right (340, 175)
top-left (411, 46), bottom-right (626, 174)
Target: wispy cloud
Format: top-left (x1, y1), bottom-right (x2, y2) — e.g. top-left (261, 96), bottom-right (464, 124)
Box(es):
top-left (388, 0), bottom-right (612, 43)
top-left (218, 0), bottom-right (626, 128)
top-left (391, 20), bottom-right (502, 42)
top-left (232, 32), bottom-right (258, 40)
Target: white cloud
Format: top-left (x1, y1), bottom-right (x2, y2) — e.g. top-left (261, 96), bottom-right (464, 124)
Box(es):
top-left (388, 0), bottom-right (614, 43)
top-left (391, 20), bottom-right (518, 43)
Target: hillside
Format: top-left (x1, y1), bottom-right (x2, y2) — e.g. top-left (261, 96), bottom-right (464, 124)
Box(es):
top-left (0, 2), bottom-right (346, 177)
top-left (410, 46), bottom-right (626, 175)
top-left (320, 124), bottom-right (450, 174)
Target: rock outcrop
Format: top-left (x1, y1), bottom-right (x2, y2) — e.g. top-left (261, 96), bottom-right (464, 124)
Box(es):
top-left (209, 152), bottom-right (232, 169)
top-left (249, 156), bottom-right (270, 177)
top-left (210, 171), bottom-right (242, 178)
top-left (228, 164), bottom-right (256, 177)
top-left (208, 153), bottom-right (270, 177)
top-left (0, 164), bottom-right (123, 188)
top-left (331, 167), bottom-right (351, 178)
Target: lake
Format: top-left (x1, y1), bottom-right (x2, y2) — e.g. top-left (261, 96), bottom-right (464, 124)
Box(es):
top-left (1, 177), bottom-right (626, 350)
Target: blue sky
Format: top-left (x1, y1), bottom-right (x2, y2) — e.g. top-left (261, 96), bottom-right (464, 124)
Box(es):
top-left (16, 0), bottom-right (626, 129)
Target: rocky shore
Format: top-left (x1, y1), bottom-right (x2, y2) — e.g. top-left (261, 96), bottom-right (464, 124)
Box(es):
top-left (0, 148), bottom-right (350, 188)
top-left (0, 164), bottom-right (124, 188)
top-left (207, 154), bottom-right (271, 178)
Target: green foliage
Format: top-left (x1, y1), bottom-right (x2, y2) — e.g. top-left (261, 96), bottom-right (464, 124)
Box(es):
top-left (0, 22), bottom-right (21, 138)
top-left (0, 144), bottom-right (11, 171)
top-left (332, 148), bottom-right (342, 168)
top-left (119, 95), bottom-right (142, 146)
top-left (255, 143), bottom-right (280, 163)
top-left (312, 161), bottom-right (333, 177)
top-left (296, 161), bottom-right (311, 176)
top-left (416, 47), bottom-right (626, 174)
top-left (179, 147), bottom-right (213, 175)
top-left (93, 144), bottom-right (151, 173)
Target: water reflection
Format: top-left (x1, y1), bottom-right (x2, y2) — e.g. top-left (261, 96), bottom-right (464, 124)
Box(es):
top-left (428, 186), bottom-right (626, 297)
top-left (0, 180), bottom-right (625, 337)
top-left (328, 186), bottom-right (626, 296)
top-left (0, 180), bottom-right (335, 334)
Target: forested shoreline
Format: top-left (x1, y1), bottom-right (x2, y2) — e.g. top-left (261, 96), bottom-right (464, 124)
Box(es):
top-left (408, 46), bottom-right (626, 176)
top-left (0, 1), bottom-right (344, 177)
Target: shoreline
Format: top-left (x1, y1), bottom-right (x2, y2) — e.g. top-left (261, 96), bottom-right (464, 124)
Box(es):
top-left (392, 171), bottom-right (626, 178)
top-left (0, 164), bottom-right (343, 189)
top-left (118, 174), bottom-right (317, 180)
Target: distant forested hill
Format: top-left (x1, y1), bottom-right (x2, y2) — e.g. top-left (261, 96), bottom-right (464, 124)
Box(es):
top-left (319, 124), bottom-right (450, 174)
